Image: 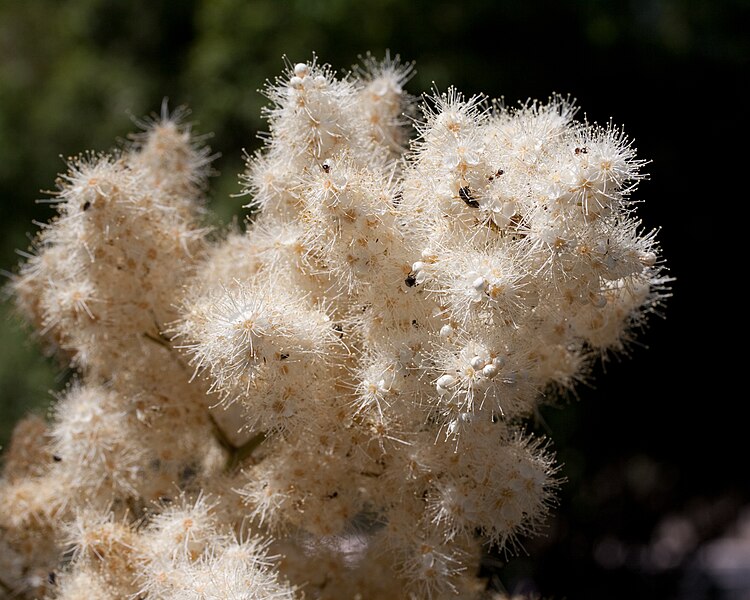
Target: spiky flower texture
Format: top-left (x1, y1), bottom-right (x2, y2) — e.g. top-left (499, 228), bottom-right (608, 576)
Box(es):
top-left (0, 55), bottom-right (667, 599)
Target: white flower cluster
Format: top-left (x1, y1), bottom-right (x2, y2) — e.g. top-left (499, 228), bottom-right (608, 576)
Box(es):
top-left (0, 55), bottom-right (667, 599)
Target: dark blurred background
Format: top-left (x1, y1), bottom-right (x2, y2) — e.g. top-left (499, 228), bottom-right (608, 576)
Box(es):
top-left (0, 1), bottom-right (746, 598)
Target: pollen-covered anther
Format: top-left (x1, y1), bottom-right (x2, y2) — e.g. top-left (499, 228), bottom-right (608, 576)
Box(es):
top-left (486, 282), bottom-right (507, 300)
top-left (365, 377), bottom-right (392, 396)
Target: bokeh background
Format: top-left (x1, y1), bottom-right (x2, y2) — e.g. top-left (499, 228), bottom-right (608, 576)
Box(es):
top-left (0, 1), bottom-right (746, 598)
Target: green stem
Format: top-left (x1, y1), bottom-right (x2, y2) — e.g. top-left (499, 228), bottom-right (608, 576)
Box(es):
top-left (228, 431), bottom-right (267, 470)
top-left (143, 331), bottom-right (172, 349)
top-left (208, 412), bottom-right (266, 471)
top-left (0, 576), bottom-right (13, 594)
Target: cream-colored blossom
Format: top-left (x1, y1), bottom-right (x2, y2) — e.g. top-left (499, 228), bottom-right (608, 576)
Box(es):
top-left (0, 55), bottom-right (668, 600)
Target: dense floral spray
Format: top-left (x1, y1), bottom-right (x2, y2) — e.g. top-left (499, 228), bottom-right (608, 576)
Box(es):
top-left (0, 55), bottom-right (668, 599)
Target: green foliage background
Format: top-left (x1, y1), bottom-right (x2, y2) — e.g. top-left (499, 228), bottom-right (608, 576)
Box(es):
top-left (0, 1), bottom-right (745, 597)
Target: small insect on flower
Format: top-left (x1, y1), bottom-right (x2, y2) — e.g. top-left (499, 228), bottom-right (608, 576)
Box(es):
top-left (458, 186), bottom-right (479, 208)
top-left (322, 159), bottom-right (333, 173)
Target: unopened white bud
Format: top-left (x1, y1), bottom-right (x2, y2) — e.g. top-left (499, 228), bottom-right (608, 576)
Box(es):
top-left (470, 356), bottom-right (485, 370)
top-left (439, 324), bottom-right (454, 338)
top-left (472, 276), bottom-right (487, 292)
top-left (482, 363), bottom-right (498, 378)
top-left (447, 412), bottom-right (472, 435)
top-left (436, 374), bottom-right (457, 389)
top-left (290, 76), bottom-right (304, 88)
top-left (294, 63), bottom-right (309, 78)
top-left (638, 251), bottom-right (657, 267)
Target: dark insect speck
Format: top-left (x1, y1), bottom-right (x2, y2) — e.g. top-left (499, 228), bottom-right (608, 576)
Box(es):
top-left (82, 201), bottom-right (91, 211)
top-left (405, 273), bottom-right (417, 287)
top-left (459, 186), bottom-right (479, 208)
